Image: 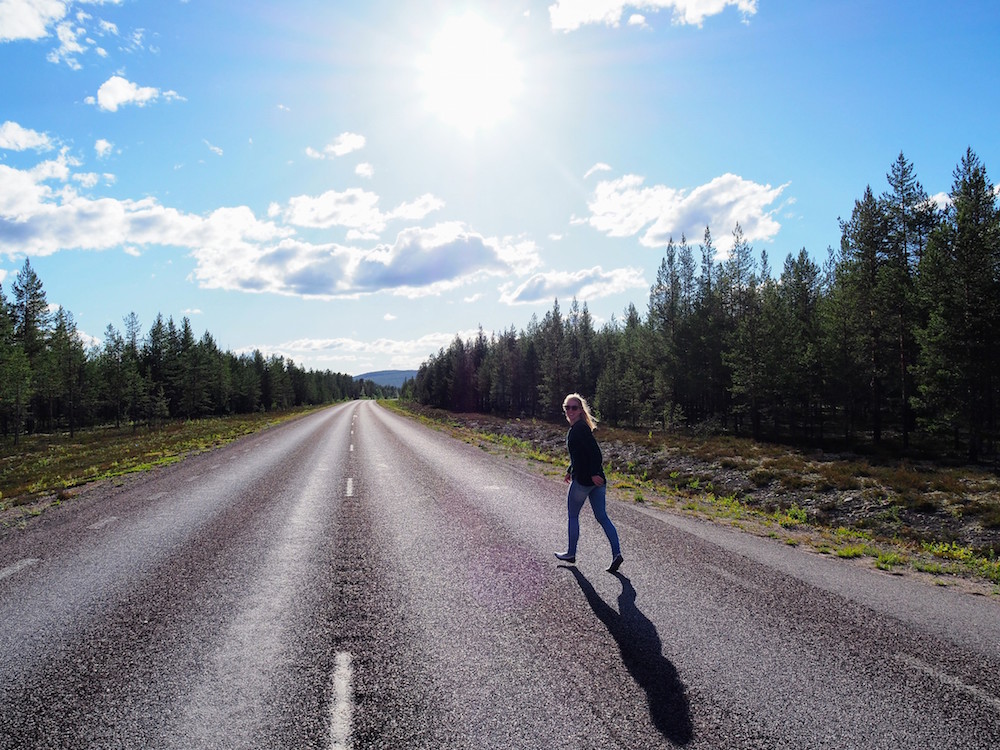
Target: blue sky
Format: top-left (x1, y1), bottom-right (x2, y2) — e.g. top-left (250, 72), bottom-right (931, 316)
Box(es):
top-left (1, 0), bottom-right (998, 376)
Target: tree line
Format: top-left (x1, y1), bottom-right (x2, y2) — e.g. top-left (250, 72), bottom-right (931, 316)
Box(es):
top-left (408, 150), bottom-right (1000, 463)
top-left (0, 263), bottom-right (392, 444)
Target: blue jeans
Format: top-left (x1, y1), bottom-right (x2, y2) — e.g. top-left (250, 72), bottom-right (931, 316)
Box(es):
top-left (566, 480), bottom-right (621, 558)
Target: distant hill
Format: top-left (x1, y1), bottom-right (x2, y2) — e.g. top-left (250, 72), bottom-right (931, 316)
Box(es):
top-left (354, 370), bottom-right (417, 388)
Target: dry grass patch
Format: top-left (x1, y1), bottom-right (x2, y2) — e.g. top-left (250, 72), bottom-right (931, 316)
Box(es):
top-left (0, 407), bottom-right (323, 515)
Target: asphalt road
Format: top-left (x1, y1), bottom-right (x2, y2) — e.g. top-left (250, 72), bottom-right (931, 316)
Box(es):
top-left (1, 401), bottom-right (999, 749)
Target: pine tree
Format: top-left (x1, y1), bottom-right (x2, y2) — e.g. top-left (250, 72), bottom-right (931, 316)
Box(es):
top-left (101, 323), bottom-right (127, 428)
top-left (11, 258), bottom-right (50, 365)
top-left (536, 300), bottom-right (571, 418)
top-left (819, 244), bottom-right (861, 441)
top-left (647, 241), bottom-right (681, 428)
top-left (690, 227), bottom-right (726, 423)
top-left (779, 249), bottom-right (825, 441)
top-left (914, 149), bottom-right (1000, 460)
top-left (881, 153), bottom-right (937, 448)
top-left (122, 312), bottom-right (147, 427)
top-left (0, 280), bottom-right (32, 441)
top-left (721, 226), bottom-right (764, 437)
top-left (565, 298), bottom-right (598, 399)
top-left (839, 186), bottom-right (891, 443)
top-left (49, 308), bottom-right (87, 436)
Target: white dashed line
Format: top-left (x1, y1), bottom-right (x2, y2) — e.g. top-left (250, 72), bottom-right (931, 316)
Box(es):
top-left (350, 444), bottom-right (354, 452)
top-left (896, 653), bottom-right (1000, 713)
top-left (330, 651), bottom-right (354, 750)
top-left (345, 478), bottom-right (354, 497)
top-left (87, 516), bottom-right (119, 530)
top-left (0, 558), bottom-right (40, 582)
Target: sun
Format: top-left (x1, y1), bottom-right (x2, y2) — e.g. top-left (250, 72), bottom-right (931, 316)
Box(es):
top-left (417, 13), bottom-right (524, 136)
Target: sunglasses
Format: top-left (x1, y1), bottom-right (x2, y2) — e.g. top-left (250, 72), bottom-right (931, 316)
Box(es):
top-left (564, 404), bottom-right (581, 412)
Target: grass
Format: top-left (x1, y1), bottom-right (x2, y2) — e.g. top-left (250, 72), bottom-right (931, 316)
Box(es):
top-left (0, 406), bottom-right (325, 523)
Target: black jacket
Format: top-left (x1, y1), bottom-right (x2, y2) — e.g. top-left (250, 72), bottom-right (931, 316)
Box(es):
top-left (566, 420), bottom-right (606, 486)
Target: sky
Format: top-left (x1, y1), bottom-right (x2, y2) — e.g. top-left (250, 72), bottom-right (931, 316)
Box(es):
top-left (1, 0), bottom-right (998, 377)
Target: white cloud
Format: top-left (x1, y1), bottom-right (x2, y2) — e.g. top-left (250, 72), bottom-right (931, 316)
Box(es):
top-left (0, 154), bottom-right (536, 302)
top-left (46, 18), bottom-right (86, 68)
top-left (584, 162), bottom-right (613, 180)
top-left (0, 153), bottom-right (290, 260)
top-left (203, 139), bottom-right (223, 156)
top-left (88, 75), bottom-right (182, 112)
top-left (585, 171), bottom-right (787, 254)
top-left (189, 221), bottom-right (539, 301)
top-left (549, 0), bottom-right (757, 32)
top-left (73, 171), bottom-right (99, 187)
top-left (627, 13), bottom-right (648, 26)
top-left (389, 193), bottom-right (445, 222)
top-left (0, 0), bottom-right (68, 42)
top-left (929, 192), bottom-right (950, 211)
top-left (282, 188), bottom-right (443, 234)
top-left (0, 120), bottom-right (53, 151)
top-left (328, 132), bottom-right (365, 156)
top-left (355, 162), bottom-right (374, 179)
top-left (76, 327), bottom-right (101, 349)
top-left (383, 312), bottom-right (396, 321)
top-left (499, 265), bottom-right (647, 305)
top-left (3, 2), bottom-right (126, 64)
top-left (284, 188), bottom-right (385, 232)
top-left (127, 27), bottom-right (144, 50)
top-left (349, 223), bottom-right (540, 298)
top-left (307, 132), bottom-right (367, 160)
top-left (94, 138), bottom-right (112, 158)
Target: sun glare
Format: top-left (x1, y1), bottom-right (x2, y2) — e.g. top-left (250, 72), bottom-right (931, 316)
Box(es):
top-left (417, 14), bottom-right (524, 136)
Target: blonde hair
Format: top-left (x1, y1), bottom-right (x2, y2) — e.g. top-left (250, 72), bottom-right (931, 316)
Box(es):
top-left (563, 393), bottom-right (598, 431)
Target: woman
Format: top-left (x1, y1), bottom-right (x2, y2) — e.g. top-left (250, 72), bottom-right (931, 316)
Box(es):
top-left (554, 393), bottom-right (624, 573)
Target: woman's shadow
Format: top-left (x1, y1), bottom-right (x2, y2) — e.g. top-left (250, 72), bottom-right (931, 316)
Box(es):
top-left (565, 567), bottom-right (694, 746)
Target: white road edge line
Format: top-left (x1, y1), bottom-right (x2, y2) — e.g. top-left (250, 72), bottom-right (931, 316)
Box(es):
top-left (345, 478), bottom-right (354, 497)
top-left (895, 653), bottom-right (1000, 713)
top-left (330, 651), bottom-right (354, 750)
top-left (0, 558), bottom-right (40, 582)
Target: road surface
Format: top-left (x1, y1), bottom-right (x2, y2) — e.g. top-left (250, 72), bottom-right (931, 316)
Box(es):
top-left (1, 401), bottom-right (999, 748)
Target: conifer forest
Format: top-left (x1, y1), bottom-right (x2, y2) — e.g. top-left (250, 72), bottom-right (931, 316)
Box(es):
top-left (408, 151), bottom-right (1000, 464)
top-left (0, 268), bottom-right (391, 445)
